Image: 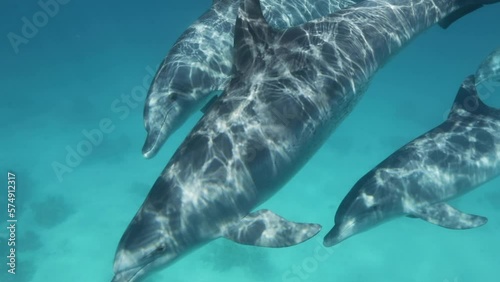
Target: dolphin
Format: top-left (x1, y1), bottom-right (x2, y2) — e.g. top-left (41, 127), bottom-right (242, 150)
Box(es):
top-left (324, 47), bottom-right (500, 247)
top-left (142, 0), bottom-right (362, 158)
top-left (113, 0), bottom-right (500, 280)
top-left (141, 0), bottom-right (491, 159)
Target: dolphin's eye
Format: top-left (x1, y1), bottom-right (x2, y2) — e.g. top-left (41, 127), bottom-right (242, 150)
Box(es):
top-left (147, 244), bottom-right (167, 259)
top-left (156, 244), bottom-right (167, 253)
top-left (370, 205), bottom-right (383, 214)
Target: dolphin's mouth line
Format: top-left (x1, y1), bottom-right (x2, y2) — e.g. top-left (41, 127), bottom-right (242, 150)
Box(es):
top-left (341, 220), bottom-right (356, 234)
top-left (327, 220), bottom-right (356, 245)
top-left (113, 261), bottom-right (151, 282)
top-left (144, 105), bottom-right (174, 157)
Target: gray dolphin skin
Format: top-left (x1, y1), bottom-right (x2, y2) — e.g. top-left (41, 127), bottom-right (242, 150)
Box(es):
top-left (142, 0), bottom-right (362, 158)
top-left (113, 0), bottom-right (499, 281)
top-left (476, 48), bottom-right (500, 85)
top-left (324, 48), bottom-right (500, 247)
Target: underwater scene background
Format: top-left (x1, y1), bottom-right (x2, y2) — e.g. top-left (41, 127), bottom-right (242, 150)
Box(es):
top-left (1, 0), bottom-right (500, 281)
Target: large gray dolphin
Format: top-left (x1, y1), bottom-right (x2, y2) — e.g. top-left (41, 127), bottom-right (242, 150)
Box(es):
top-left (113, 0), bottom-right (499, 281)
top-left (142, 0), bottom-right (362, 158)
top-left (141, 0), bottom-right (488, 159)
top-left (324, 47), bottom-right (500, 247)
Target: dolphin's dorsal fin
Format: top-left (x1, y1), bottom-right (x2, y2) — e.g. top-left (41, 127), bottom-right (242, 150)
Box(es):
top-left (449, 48), bottom-right (500, 119)
top-left (447, 76), bottom-right (498, 119)
top-left (233, 0), bottom-right (274, 75)
top-left (475, 47), bottom-right (500, 86)
top-left (223, 209), bottom-right (321, 247)
top-left (409, 202), bottom-right (487, 229)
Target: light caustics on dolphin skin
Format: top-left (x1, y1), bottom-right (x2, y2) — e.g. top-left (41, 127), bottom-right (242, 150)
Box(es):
top-left (142, 0), bottom-right (361, 158)
top-left (325, 47), bottom-right (500, 247)
top-left (476, 47), bottom-right (500, 86)
top-left (113, 0), bottom-right (499, 281)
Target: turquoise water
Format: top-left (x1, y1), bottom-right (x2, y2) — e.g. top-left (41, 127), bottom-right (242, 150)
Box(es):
top-left (1, 0), bottom-right (500, 281)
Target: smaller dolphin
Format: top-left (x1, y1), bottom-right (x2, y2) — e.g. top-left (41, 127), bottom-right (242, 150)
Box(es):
top-left (324, 48), bottom-right (500, 247)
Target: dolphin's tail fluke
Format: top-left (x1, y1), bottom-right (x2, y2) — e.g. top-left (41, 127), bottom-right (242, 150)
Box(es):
top-left (439, 0), bottom-right (500, 29)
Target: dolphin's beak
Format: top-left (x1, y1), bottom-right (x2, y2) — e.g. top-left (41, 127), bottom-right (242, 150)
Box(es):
top-left (111, 265), bottom-right (143, 282)
top-left (323, 221), bottom-right (356, 247)
top-left (142, 133), bottom-right (163, 159)
top-left (323, 226), bottom-right (345, 247)
top-left (112, 247), bottom-right (151, 282)
top-left (142, 121), bottom-right (172, 159)
top-left (142, 107), bottom-right (174, 159)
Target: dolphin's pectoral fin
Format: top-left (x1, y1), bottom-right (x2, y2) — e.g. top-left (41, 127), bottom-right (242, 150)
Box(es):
top-left (223, 209), bottom-right (321, 248)
top-left (410, 203), bottom-right (488, 229)
top-left (438, 4), bottom-right (482, 29)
